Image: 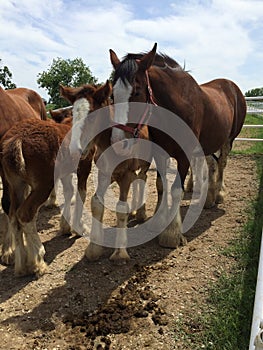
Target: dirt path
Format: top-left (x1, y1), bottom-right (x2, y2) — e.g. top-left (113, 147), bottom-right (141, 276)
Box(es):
top-left (0, 154), bottom-right (259, 350)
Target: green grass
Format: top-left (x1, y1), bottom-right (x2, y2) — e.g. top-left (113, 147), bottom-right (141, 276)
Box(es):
top-left (174, 118), bottom-right (263, 349)
top-left (199, 155), bottom-right (263, 349)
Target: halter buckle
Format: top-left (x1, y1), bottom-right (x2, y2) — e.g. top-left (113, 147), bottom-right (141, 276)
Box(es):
top-left (133, 128), bottom-right (140, 138)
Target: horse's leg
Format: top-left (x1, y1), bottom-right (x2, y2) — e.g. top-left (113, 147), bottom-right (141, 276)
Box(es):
top-left (85, 170), bottom-right (109, 261)
top-left (44, 186), bottom-right (57, 208)
top-left (1, 179), bottom-right (26, 266)
top-left (147, 157), bottom-right (169, 231)
top-left (204, 155), bottom-right (218, 208)
top-left (216, 142), bottom-right (231, 204)
top-left (158, 157), bottom-right (188, 248)
top-left (16, 185), bottom-right (52, 276)
top-left (19, 215), bottom-right (46, 277)
top-left (110, 173), bottom-right (132, 261)
top-left (72, 157), bottom-right (92, 236)
top-left (58, 174), bottom-right (74, 235)
top-left (129, 179), bottom-right (139, 220)
top-left (129, 161), bottom-right (149, 223)
top-left (185, 167), bottom-right (193, 193)
top-left (1, 174), bottom-right (11, 215)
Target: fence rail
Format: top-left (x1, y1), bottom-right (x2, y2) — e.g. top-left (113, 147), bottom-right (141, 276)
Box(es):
top-left (246, 96), bottom-right (263, 115)
top-left (234, 98), bottom-right (263, 143)
top-left (235, 125), bottom-right (263, 142)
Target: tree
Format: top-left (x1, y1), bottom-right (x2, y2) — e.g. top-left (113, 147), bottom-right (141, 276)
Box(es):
top-left (245, 87), bottom-right (263, 97)
top-left (37, 57), bottom-right (98, 107)
top-left (0, 59), bottom-right (17, 89)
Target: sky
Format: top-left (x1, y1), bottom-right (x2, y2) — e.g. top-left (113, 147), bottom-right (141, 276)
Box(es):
top-left (0, 0), bottom-right (262, 100)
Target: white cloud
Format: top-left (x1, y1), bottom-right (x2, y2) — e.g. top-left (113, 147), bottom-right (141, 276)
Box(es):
top-left (0, 0), bottom-right (262, 100)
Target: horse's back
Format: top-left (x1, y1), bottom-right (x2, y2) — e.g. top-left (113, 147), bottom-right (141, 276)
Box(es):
top-left (6, 87), bottom-right (47, 120)
top-left (201, 78), bottom-right (246, 143)
top-left (2, 119), bottom-right (69, 165)
top-left (0, 87), bottom-right (48, 139)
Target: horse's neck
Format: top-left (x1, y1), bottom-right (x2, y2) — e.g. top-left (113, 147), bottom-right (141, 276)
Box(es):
top-left (150, 68), bottom-right (203, 111)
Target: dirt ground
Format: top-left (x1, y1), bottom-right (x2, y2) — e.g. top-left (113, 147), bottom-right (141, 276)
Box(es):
top-left (0, 153), bottom-right (260, 350)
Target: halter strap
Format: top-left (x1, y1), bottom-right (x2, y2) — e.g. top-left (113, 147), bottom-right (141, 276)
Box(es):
top-left (145, 70), bottom-right (158, 106)
top-left (112, 69), bottom-right (157, 138)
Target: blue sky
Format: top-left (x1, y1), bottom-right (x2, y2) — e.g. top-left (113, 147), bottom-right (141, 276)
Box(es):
top-left (0, 0), bottom-right (262, 100)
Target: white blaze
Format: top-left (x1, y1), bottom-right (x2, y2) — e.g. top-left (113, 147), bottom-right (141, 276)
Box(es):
top-left (69, 98), bottom-right (90, 155)
top-left (111, 78), bottom-right (132, 144)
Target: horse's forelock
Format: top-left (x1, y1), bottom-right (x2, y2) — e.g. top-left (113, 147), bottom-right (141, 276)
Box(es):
top-left (114, 58), bottom-right (138, 86)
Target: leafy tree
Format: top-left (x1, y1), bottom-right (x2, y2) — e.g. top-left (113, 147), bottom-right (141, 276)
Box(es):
top-left (245, 87), bottom-right (263, 97)
top-left (37, 57), bottom-right (98, 107)
top-left (0, 59), bottom-right (17, 89)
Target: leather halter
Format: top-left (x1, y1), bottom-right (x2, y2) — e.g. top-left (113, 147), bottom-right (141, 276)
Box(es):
top-left (112, 70), bottom-right (157, 138)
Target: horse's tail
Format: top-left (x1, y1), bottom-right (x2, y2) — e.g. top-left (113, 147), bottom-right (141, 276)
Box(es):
top-left (2, 137), bottom-right (26, 177)
top-left (35, 94), bottom-right (48, 120)
top-left (26, 89), bottom-right (48, 120)
top-left (39, 98), bottom-right (48, 120)
top-left (230, 82), bottom-right (247, 146)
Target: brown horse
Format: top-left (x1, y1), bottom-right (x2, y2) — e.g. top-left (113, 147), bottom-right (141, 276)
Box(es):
top-left (61, 81), bottom-right (152, 261)
top-left (0, 87), bottom-right (47, 212)
top-left (0, 87), bottom-right (47, 138)
top-left (49, 106), bottom-right (73, 123)
top-left (109, 43), bottom-right (246, 250)
top-left (0, 83), bottom-right (110, 276)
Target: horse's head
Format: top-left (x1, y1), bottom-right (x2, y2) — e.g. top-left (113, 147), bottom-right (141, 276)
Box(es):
top-left (60, 81), bottom-right (112, 156)
top-left (109, 43), bottom-right (157, 151)
top-left (49, 106), bottom-right (73, 124)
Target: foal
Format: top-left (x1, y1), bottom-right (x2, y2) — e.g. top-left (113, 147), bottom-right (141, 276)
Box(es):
top-left (60, 81), bottom-right (152, 262)
top-left (49, 106), bottom-right (94, 235)
top-left (0, 83), bottom-right (110, 276)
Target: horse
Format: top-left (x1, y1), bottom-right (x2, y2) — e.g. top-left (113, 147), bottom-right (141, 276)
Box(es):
top-left (0, 82), bottom-right (110, 277)
top-left (0, 87), bottom-right (47, 138)
top-left (63, 81), bottom-right (152, 262)
top-left (48, 104), bottom-right (94, 234)
top-left (49, 106), bottom-right (73, 123)
top-left (0, 87), bottom-right (47, 211)
top-left (109, 43), bottom-right (247, 251)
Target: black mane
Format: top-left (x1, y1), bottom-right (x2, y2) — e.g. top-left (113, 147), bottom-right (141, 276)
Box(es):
top-left (113, 52), bottom-right (184, 86)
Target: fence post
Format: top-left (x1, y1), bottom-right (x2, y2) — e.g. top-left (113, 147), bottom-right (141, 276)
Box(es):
top-left (249, 228), bottom-right (263, 349)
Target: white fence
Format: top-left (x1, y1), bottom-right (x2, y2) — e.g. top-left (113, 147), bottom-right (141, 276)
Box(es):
top-left (235, 97), bottom-right (263, 142)
top-left (246, 96), bottom-right (263, 115)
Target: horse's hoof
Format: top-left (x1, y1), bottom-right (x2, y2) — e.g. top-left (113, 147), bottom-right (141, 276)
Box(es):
top-left (216, 192), bottom-right (225, 204)
top-left (204, 200), bottom-right (216, 209)
top-left (1, 251), bottom-right (15, 265)
top-left (109, 248), bottom-right (130, 262)
top-left (158, 234), bottom-right (186, 248)
top-left (85, 243), bottom-right (104, 261)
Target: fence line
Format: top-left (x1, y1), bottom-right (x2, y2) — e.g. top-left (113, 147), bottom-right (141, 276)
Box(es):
top-left (235, 98), bottom-right (263, 142)
top-left (246, 96), bottom-right (263, 115)
top-left (235, 125), bottom-right (263, 142)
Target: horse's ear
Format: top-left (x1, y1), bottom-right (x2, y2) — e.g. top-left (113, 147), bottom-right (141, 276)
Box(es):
top-left (59, 84), bottom-right (65, 97)
top-left (138, 43), bottom-right (157, 71)
top-left (109, 49), bottom-right (120, 70)
top-left (59, 84), bottom-right (76, 104)
top-left (93, 80), bottom-right (112, 105)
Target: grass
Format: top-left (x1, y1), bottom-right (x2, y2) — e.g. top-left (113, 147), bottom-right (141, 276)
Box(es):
top-left (199, 153), bottom-right (263, 349)
top-left (174, 114), bottom-right (263, 349)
